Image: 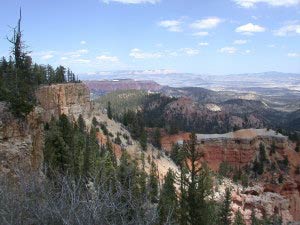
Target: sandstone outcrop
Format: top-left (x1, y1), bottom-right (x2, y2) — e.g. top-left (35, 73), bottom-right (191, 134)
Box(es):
top-left (0, 102), bottom-right (44, 180)
top-left (36, 83), bottom-right (91, 122)
top-left (162, 129), bottom-right (288, 170)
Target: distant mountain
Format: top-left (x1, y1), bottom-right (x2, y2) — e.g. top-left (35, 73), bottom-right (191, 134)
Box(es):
top-left (84, 70), bottom-right (300, 114)
top-left (80, 70), bottom-right (300, 89)
top-left (84, 79), bottom-right (163, 97)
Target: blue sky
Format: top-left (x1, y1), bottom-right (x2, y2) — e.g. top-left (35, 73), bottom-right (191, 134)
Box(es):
top-left (0, 0), bottom-right (300, 76)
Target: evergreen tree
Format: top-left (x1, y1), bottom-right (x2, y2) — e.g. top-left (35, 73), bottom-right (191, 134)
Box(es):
top-left (6, 9), bottom-right (35, 118)
top-left (153, 128), bottom-right (162, 149)
top-left (270, 141), bottom-right (276, 155)
top-left (107, 101), bottom-right (113, 119)
top-left (219, 188), bottom-right (232, 225)
top-left (251, 210), bottom-right (260, 225)
top-left (140, 129), bottom-right (147, 151)
top-left (148, 161), bottom-right (159, 203)
top-left (234, 210), bottom-right (245, 225)
top-left (77, 114), bottom-right (86, 132)
top-left (158, 169), bottom-right (178, 225)
top-left (295, 143), bottom-right (300, 153)
top-left (92, 116), bottom-right (98, 127)
top-left (170, 143), bottom-right (184, 166)
top-left (44, 118), bottom-right (69, 175)
top-left (259, 143), bottom-right (267, 162)
top-left (55, 66), bottom-right (66, 83)
top-left (179, 133), bottom-right (215, 225)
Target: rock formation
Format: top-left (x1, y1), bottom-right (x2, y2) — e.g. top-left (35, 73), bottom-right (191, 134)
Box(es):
top-left (216, 181), bottom-right (294, 225)
top-left (0, 83), bottom-right (92, 180)
top-left (162, 129), bottom-right (288, 170)
top-left (36, 83), bottom-right (91, 122)
top-left (0, 102), bottom-right (44, 180)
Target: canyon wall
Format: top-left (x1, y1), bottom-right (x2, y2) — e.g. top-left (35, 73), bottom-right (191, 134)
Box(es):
top-left (162, 129), bottom-right (288, 170)
top-left (36, 83), bottom-right (91, 122)
top-left (0, 103), bottom-right (44, 180)
top-left (0, 83), bottom-right (92, 180)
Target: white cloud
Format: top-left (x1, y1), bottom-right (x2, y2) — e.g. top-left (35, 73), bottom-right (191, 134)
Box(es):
top-left (129, 48), bottom-right (162, 59)
top-left (72, 59), bottom-right (91, 64)
top-left (287, 52), bottom-right (300, 57)
top-left (77, 49), bottom-right (89, 54)
top-left (192, 31), bottom-right (209, 36)
top-left (60, 57), bottom-right (68, 60)
top-left (64, 49), bottom-right (89, 58)
top-left (234, 39), bottom-right (248, 45)
top-left (245, 49), bottom-right (251, 54)
top-left (235, 23), bottom-right (266, 35)
top-left (219, 47), bottom-right (237, 54)
top-left (233, 0), bottom-right (300, 8)
top-left (102, 0), bottom-right (160, 4)
top-left (158, 20), bottom-right (182, 32)
top-left (198, 42), bottom-right (209, 46)
top-left (274, 22), bottom-right (300, 36)
top-left (80, 41), bottom-right (87, 45)
top-left (41, 54), bottom-right (54, 60)
top-left (190, 17), bottom-right (222, 30)
top-left (96, 55), bottom-right (119, 62)
top-left (181, 48), bottom-right (200, 56)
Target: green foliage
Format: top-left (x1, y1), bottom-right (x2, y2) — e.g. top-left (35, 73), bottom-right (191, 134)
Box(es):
top-left (270, 141), bottom-right (276, 155)
top-left (234, 210), bottom-right (246, 225)
top-left (114, 133), bottom-right (122, 145)
top-left (170, 143), bottom-right (185, 166)
top-left (139, 129), bottom-right (148, 151)
top-left (158, 169), bottom-right (178, 225)
top-left (44, 115), bottom-right (101, 178)
top-left (178, 133), bottom-right (216, 225)
top-left (0, 13), bottom-right (79, 118)
top-left (253, 143), bottom-right (268, 176)
top-left (153, 128), bottom-right (162, 149)
top-left (149, 161), bottom-right (159, 203)
top-left (100, 122), bottom-right (109, 135)
top-left (107, 101), bottom-right (113, 119)
top-left (219, 188), bottom-right (232, 225)
top-left (219, 161), bottom-right (233, 178)
top-left (251, 210), bottom-right (260, 225)
top-left (95, 89), bottom-right (148, 117)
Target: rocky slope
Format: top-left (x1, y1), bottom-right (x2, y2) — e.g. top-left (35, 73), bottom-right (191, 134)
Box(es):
top-left (0, 83), bottom-right (92, 180)
top-left (0, 103), bottom-right (44, 180)
top-left (161, 129), bottom-right (300, 222)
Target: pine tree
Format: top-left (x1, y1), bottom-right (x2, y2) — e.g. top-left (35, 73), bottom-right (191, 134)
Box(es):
top-left (140, 129), bottom-right (147, 151)
top-left (153, 128), bottom-right (162, 149)
top-left (158, 169), bottom-right (178, 225)
top-left (73, 125), bottom-right (85, 178)
top-left (251, 210), bottom-right (260, 225)
top-left (55, 66), bottom-right (66, 83)
top-left (44, 118), bottom-right (69, 175)
top-left (6, 9), bottom-right (35, 118)
top-left (77, 114), bottom-right (86, 132)
top-left (219, 187), bottom-right (232, 225)
top-left (270, 141), bottom-right (276, 155)
top-left (107, 101), bottom-right (113, 119)
top-left (148, 161), bottom-right (159, 203)
top-left (179, 133), bottom-right (215, 225)
top-left (234, 210), bottom-right (245, 225)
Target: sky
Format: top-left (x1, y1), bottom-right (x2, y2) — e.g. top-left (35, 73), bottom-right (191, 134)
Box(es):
top-left (0, 0), bottom-right (300, 76)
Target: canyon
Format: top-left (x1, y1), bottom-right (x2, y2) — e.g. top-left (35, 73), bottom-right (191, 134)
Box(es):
top-left (1, 82), bottom-right (299, 224)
